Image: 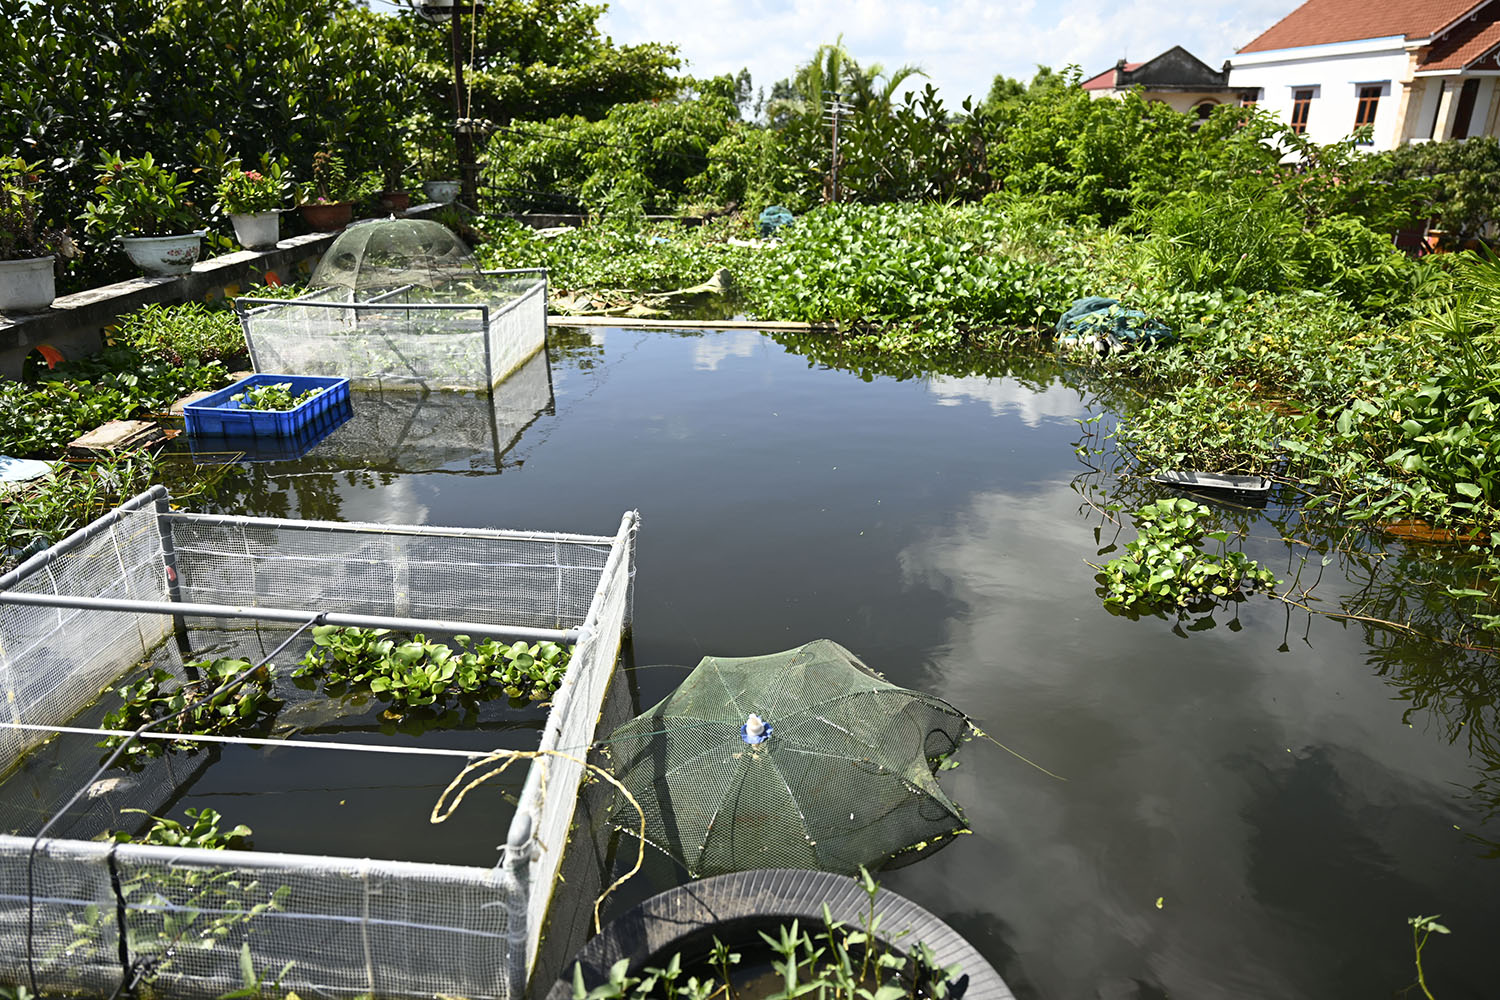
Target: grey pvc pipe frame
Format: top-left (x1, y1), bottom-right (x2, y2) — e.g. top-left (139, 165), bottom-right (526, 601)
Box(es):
top-left (0, 484), bottom-right (585, 642)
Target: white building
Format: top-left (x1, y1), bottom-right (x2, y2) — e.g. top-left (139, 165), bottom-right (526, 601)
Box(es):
top-left (1228, 0), bottom-right (1500, 150)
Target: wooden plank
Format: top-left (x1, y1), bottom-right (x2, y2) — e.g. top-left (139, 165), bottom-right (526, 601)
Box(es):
top-left (547, 315), bottom-right (835, 332)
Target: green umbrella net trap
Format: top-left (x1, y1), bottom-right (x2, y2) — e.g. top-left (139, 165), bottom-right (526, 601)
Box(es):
top-left (607, 639), bottom-right (970, 878)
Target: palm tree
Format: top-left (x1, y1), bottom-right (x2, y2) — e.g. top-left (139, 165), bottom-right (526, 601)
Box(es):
top-left (768, 36), bottom-right (925, 121)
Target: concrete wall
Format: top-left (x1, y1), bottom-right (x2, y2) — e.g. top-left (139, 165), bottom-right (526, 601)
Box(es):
top-left (0, 205), bottom-right (449, 381)
top-left (1228, 37), bottom-right (1412, 150)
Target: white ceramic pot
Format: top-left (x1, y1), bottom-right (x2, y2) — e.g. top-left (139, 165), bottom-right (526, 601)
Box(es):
top-left (0, 256), bottom-right (56, 313)
top-left (120, 232), bottom-right (204, 276)
top-left (423, 179), bottom-right (461, 204)
top-left (229, 211), bottom-right (280, 250)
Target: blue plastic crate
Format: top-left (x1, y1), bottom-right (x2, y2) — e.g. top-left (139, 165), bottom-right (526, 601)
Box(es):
top-left (187, 395), bottom-right (353, 463)
top-left (184, 374), bottom-right (351, 439)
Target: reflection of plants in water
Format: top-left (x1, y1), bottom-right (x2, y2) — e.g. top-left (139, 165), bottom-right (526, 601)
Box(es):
top-left (549, 327), bottom-right (607, 370)
top-left (771, 331), bottom-right (1075, 385)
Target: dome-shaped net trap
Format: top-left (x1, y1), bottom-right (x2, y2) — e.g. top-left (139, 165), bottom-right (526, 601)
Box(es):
top-left (310, 218), bottom-right (479, 297)
top-left (607, 639), bottom-right (969, 879)
top-left (237, 219), bottom-right (549, 390)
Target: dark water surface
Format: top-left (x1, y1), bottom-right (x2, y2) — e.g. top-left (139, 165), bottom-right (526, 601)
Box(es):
top-left (192, 327), bottom-right (1500, 999)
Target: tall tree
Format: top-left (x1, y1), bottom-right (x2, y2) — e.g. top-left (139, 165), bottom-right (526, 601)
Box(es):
top-left (384, 0), bottom-right (680, 128)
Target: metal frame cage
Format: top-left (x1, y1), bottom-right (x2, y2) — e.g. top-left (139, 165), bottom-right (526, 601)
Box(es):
top-left (0, 487), bottom-right (637, 1000)
top-left (234, 269), bottom-right (549, 391)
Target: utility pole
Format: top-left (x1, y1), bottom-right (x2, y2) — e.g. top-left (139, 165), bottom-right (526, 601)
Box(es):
top-left (417, 0), bottom-right (483, 208)
top-left (822, 92), bottom-right (855, 203)
top-left (449, 3), bottom-right (480, 208)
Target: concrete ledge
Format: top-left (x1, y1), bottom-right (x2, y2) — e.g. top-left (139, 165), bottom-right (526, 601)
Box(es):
top-left (0, 204), bottom-right (447, 380)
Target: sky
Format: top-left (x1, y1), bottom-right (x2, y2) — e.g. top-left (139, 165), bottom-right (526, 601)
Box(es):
top-left (599, 0), bottom-right (1299, 109)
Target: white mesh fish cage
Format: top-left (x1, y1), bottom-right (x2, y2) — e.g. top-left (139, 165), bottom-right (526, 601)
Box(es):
top-left (0, 486), bottom-right (638, 1000)
top-left (235, 269), bottom-right (549, 391)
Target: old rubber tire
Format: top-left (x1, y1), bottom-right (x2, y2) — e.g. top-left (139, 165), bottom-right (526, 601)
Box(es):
top-left (543, 868), bottom-right (1014, 1000)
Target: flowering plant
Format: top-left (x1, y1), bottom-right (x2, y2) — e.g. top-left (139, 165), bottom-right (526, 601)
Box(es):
top-left (80, 152), bottom-right (200, 238)
top-left (300, 150), bottom-right (352, 205)
top-left (216, 163), bottom-right (284, 215)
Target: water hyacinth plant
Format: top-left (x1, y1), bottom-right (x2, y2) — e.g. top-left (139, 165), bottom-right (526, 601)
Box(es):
top-left (1096, 499), bottom-right (1278, 613)
top-left (230, 381), bottom-right (324, 411)
top-left (294, 625), bottom-right (571, 711)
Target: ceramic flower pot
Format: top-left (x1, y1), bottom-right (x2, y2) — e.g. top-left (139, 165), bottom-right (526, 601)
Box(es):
top-left (120, 233), bottom-right (204, 276)
top-left (229, 211), bottom-right (281, 250)
top-left (379, 191), bottom-right (411, 213)
top-left (423, 180), bottom-right (461, 204)
top-left (299, 201), bottom-right (353, 232)
top-left (0, 255), bottom-right (56, 313)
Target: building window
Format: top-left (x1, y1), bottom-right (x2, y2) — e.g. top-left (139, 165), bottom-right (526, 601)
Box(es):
top-left (1191, 100), bottom-right (1217, 128)
top-left (1452, 78), bottom-right (1480, 140)
top-left (1353, 85), bottom-right (1382, 142)
top-left (1290, 88), bottom-right (1314, 133)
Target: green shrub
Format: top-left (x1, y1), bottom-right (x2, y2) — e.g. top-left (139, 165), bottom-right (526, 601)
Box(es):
top-left (1371, 137), bottom-right (1500, 240)
top-left (113, 302), bottom-right (246, 366)
top-left (1145, 192), bottom-right (1303, 293)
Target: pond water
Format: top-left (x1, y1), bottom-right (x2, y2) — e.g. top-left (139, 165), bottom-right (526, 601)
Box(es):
top-left (171, 326), bottom-right (1498, 998)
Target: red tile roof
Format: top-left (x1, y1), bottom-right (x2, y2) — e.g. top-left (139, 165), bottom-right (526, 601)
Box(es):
top-left (1418, 14), bottom-right (1500, 68)
top-left (1082, 62), bottom-right (1141, 90)
top-left (1239, 0), bottom-right (1486, 53)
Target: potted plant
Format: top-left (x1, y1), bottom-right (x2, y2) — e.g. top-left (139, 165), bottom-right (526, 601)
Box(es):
top-left (81, 152), bottom-right (204, 276)
top-left (217, 158), bottom-right (286, 250)
top-left (298, 150), bottom-right (355, 231)
top-left (411, 112), bottom-right (462, 204)
top-left (375, 114), bottom-right (415, 213)
top-left (0, 156), bottom-right (67, 313)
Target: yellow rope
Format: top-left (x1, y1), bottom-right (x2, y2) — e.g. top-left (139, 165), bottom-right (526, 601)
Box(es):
top-left (430, 748), bottom-right (647, 934)
top-left (965, 723), bottom-right (1068, 782)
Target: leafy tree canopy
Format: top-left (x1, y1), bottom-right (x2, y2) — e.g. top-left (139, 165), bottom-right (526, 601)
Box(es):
top-left (380, 0), bottom-right (680, 127)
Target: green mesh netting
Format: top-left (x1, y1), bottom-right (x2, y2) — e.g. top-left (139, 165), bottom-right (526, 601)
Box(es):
top-left (607, 639), bottom-right (968, 879)
top-left (310, 218), bottom-right (478, 297)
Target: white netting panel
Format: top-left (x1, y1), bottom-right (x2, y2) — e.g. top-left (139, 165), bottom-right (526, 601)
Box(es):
top-left (296, 348), bottom-right (553, 474)
top-left (486, 278), bottom-right (548, 387)
top-left (522, 512), bottom-right (638, 970)
top-left (240, 273), bottom-right (547, 390)
top-left (0, 836), bottom-right (520, 1000)
top-left (167, 517), bottom-right (610, 631)
top-left (0, 502), bottom-right (171, 772)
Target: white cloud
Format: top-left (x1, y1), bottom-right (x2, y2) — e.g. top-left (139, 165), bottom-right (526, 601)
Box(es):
top-left (602, 0), bottom-right (1295, 109)
top-left (926, 373), bottom-right (1087, 427)
top-left (692, 330), bottom-right (762, 370)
